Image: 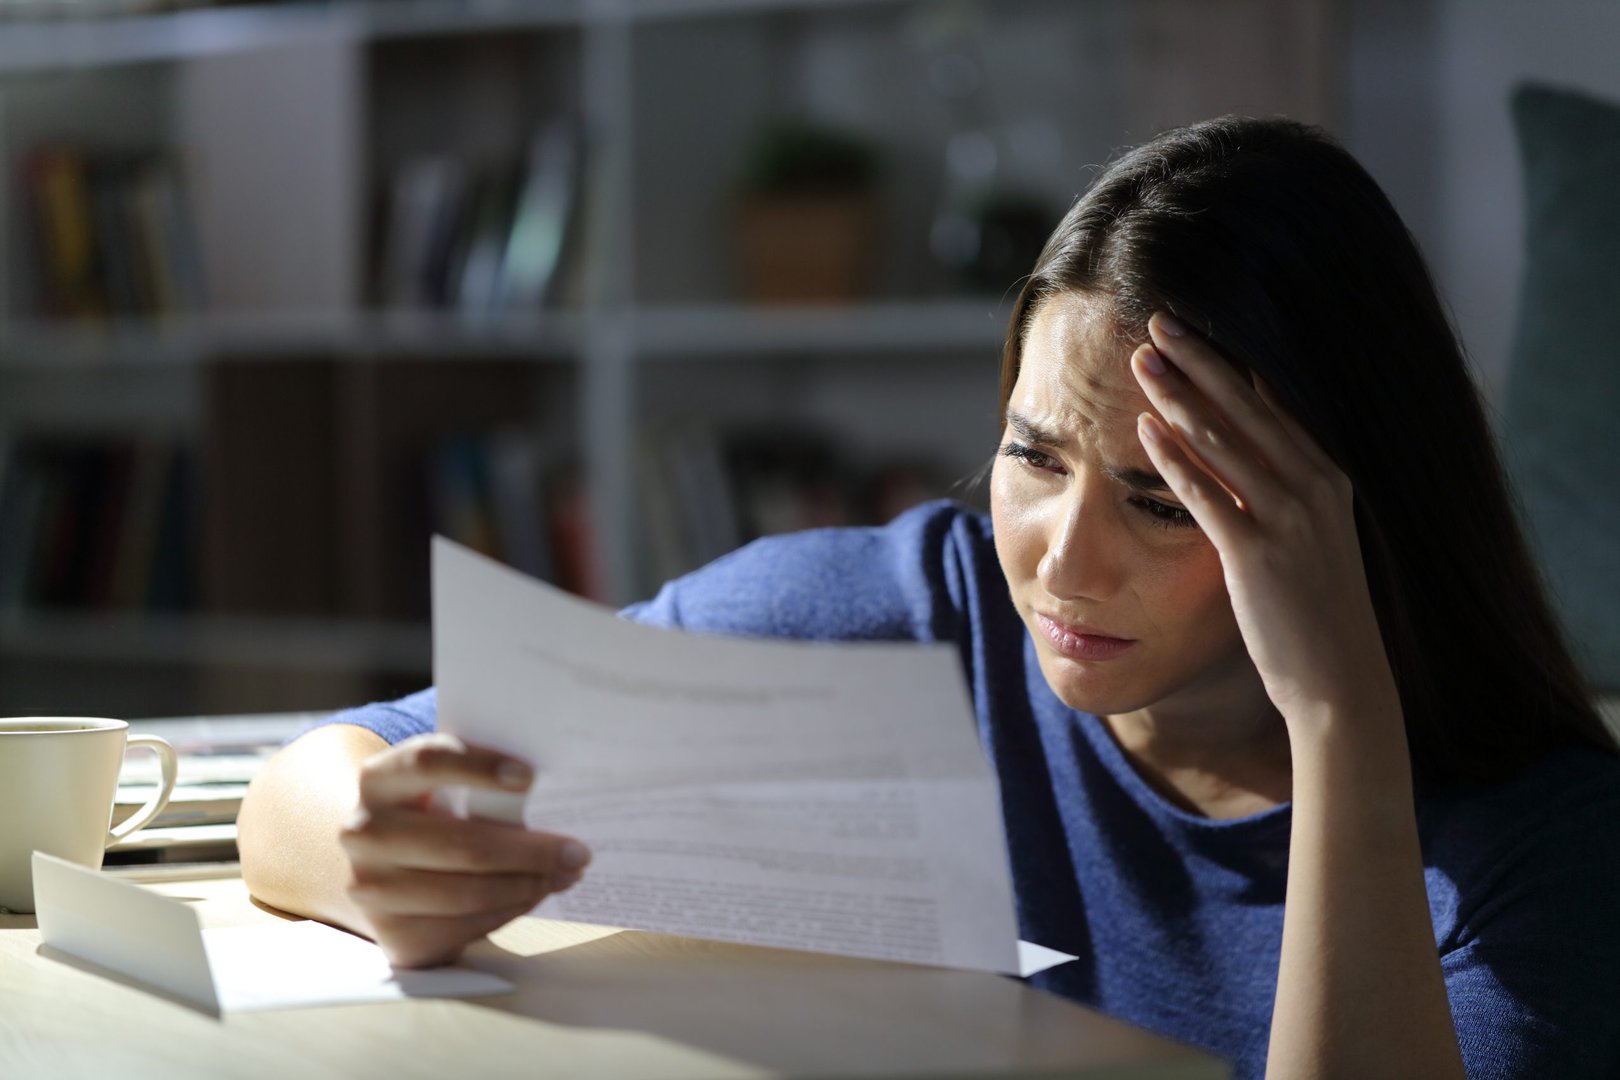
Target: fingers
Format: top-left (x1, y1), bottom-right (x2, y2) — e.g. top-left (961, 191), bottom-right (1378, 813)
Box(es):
top-left (358, 733), bottom-right (534, 809)
top-left (1143, 313), bottom-right (1320, 490)
top-left (348, 864), bottom-right (584, 918)
top-left (341, 808), bottom-right (592, 876)
top-left (339, 733), bottom-right (594, 969)
top-left (1137, 412), bottom-right (1255, 549)
top-left (350, 867), bottom-right (547, 918)
top-left (367, 866), bottom-right (585, 968)
top-left (373, 902), bottom-right (539, 970)
top-left (1131, 344), bottom-right (1284, 514)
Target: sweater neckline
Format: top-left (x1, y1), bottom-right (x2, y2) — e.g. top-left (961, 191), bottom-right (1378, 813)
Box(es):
top-left (1072, 706), bottom-right (1294, 836)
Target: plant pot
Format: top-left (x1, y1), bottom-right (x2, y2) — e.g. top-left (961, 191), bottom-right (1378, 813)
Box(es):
top-left (735, 195), bottom-right (875, 304)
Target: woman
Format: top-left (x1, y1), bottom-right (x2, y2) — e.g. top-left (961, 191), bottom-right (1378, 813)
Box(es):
top-left (238, 116), bottom-right (1620, 1078)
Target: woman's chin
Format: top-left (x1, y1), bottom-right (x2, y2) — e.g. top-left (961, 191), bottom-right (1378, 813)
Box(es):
top-left (1038, 655), bottom-right (1162, 717)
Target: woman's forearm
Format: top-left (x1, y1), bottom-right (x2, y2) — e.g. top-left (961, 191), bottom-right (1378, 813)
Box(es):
top-left (241, 725), bottom-right (587, 967)
top-left (237, 723), bottom-right (387, 937)
top-left (1266, 698), bottom-right (1464, 1080)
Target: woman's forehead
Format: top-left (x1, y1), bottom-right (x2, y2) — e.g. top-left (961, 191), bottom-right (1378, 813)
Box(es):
top-left (1012, 292), bottom-right (1150, 441)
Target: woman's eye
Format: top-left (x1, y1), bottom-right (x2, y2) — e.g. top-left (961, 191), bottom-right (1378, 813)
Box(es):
top-left (1001, 442), bottom-right (1195, 530)
top-left (1130, 496), bottom-right (1198, 530)
top-left (999, 442), bottom-right (1060, 472)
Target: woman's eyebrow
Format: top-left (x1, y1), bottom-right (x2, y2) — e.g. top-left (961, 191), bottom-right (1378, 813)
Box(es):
top-left (1102, 464), bottom-right (1174, 494)
top-left (1005, 410), bottom-right (1068, 448)
top-left (1006, 410), bottom-right (1172, 494)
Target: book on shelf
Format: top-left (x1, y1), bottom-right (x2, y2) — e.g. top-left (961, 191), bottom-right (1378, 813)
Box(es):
top-left (147, 445), bottom-right (198, 612)
top-left (423, 428), bottom-right (596, 602)
top-left (484, 428), bottom-right (554, 586)
top-left (103, 822), bottom-right (239, 866)
top-left (200, 360), bottom-right (338, 617)
top-left (106, 711), bottom-right (318, 864)
top-left (23, 144), bottom-right (204, 322)
top-left (453, 166), bottom-right (520, 314)
top-left (378, 156), bottom-right (467, 311)
top-left (0, 432), bottom-right (199, 613)
top-left (27, 148), bottom-right (98, 320)
top-left (108, 438), bottom-right (176, 609)
top-left (547, 470), bottom-right (602, 604)
top-left (129, 153), bottom-right (206, 314)
top-left (646, 425), bottom-right (743, 578)
top-left (499, 120), bottom-right (580, 311)
top-left (375, 119), bottom-right (582, 316)
top-left (642, 422), bottom-right (959, 581)
top-left (111, 783), bottom-right (247, 830)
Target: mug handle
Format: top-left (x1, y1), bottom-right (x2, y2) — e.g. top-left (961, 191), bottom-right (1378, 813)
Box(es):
top-left (107, 735), bottom-right (179, 845)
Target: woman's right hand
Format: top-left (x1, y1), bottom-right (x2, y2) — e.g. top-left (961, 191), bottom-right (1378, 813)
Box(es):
top-left (338, 732), bottom-right (591, 969)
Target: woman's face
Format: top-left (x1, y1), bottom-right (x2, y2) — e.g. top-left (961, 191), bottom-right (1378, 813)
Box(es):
top-left (990, 291), bottom-right (1252, 717)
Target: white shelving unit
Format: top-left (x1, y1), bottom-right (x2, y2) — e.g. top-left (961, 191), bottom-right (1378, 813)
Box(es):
top-left (0, 309), bottom-right (584, 367)
top-left (0, 0), bottom-right (941, 75)
top-left (0, 0), bottom-right (1336, 712)
top-left (0, 607), bottom-right (428, 672)
top-left (0, 1), bottom-right (584, 73)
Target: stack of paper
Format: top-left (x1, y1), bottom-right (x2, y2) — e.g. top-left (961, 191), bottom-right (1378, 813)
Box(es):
top-left (109, 712), bottom-right (318, 863)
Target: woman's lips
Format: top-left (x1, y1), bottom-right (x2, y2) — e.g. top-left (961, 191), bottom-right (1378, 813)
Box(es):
top-left (1034, 612), bottom-right (1138, 662)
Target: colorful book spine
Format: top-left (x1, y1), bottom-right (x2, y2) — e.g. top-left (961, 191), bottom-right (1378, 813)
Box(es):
top-left (0, 435), bottom-right (198, 613)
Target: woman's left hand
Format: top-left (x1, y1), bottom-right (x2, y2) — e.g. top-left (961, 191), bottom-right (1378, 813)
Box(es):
top-left (1130, 312), bottom-right (1399, 732)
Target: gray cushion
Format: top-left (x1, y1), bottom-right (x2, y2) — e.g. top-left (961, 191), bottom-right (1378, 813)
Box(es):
top-left (1504, 82), bottom-right (1620, 690)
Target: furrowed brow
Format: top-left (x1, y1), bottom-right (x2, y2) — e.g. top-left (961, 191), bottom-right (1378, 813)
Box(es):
top-left (1005, 409), bottom-right (1173, 495)
top-left (1103, 463), bottom-right (1173, 494)
top-left (1004, 410), bottom-right (1068, 449)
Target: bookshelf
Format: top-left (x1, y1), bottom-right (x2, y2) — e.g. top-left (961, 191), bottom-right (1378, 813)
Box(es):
top-left (0, 309), bottom-right (584, 366)
top-left (0, 609), bottom-right (427, 674)
top-left (0, 0), bottom-right (1337, 717)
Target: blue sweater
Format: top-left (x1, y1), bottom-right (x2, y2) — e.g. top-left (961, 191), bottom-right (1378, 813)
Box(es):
top-left (323, 500), bottom-right (1620, 1078)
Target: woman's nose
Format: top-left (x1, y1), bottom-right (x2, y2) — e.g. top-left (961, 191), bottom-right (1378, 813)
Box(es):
top-left (1035, 485), bottom-right (1123, 602)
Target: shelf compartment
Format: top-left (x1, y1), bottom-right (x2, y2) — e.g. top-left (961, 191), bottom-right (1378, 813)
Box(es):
top-left (0, 0), bottom-right (915, 80)
top-left (631, 299), bottom-right (1011, 358)
top-left (0, 609), bottom-right (428, 673)
top-left (0, 308), bottom-right (584, 368)
top-left (0, 1), bottom-right (587, 75)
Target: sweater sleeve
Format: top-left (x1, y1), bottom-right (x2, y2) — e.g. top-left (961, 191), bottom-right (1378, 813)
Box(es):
top-left (1434, 755), bottom-right (1620, 1078)
top-left (293, 499), bottom-right (979, 747)
top-left (307, 686), bottom-right (439, 745)
top-left (621, 498), bottom-right (971, 643)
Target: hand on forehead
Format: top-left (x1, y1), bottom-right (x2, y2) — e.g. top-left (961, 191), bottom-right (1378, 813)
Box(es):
top-left (1011, 292), bottom-right (1163, 454)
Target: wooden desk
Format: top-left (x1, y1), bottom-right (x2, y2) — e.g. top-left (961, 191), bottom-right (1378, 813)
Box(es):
top-left (1, 872), bottom-right (1227, 1079)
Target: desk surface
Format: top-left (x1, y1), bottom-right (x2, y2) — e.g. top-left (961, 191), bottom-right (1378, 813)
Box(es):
top-left (1, 872), bottom-right (1227, 1080)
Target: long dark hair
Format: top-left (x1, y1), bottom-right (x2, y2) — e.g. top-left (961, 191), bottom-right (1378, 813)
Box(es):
top-left (1001, 115), bottom-right (1617, 790)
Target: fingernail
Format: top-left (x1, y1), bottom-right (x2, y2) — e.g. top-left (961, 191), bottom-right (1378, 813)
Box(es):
top-left (560, 841), bottom-right (592, 870)
top-left (1156, 313), bottom-right (1187, 337)
top-left (1138, 412), bottom-right (1163, 442)
top-left (1140, 346), bottom-right (1167, 375)
top-left (497, 760), bottom-right (533, 790)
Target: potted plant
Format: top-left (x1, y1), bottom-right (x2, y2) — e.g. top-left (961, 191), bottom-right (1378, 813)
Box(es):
top-left (736, 120), bottom-right (880, 303)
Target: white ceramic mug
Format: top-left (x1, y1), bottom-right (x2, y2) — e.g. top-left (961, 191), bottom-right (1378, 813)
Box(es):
top-left (0, 717), bottom-right (178, 914)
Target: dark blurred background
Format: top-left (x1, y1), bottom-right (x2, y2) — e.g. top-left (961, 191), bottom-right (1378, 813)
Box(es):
top-left (0, 0), bottom-right (1616, 723)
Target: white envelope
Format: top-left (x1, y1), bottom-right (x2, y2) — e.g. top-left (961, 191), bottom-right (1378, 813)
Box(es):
top-left (31, 852), bottom-right (513, 1014)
